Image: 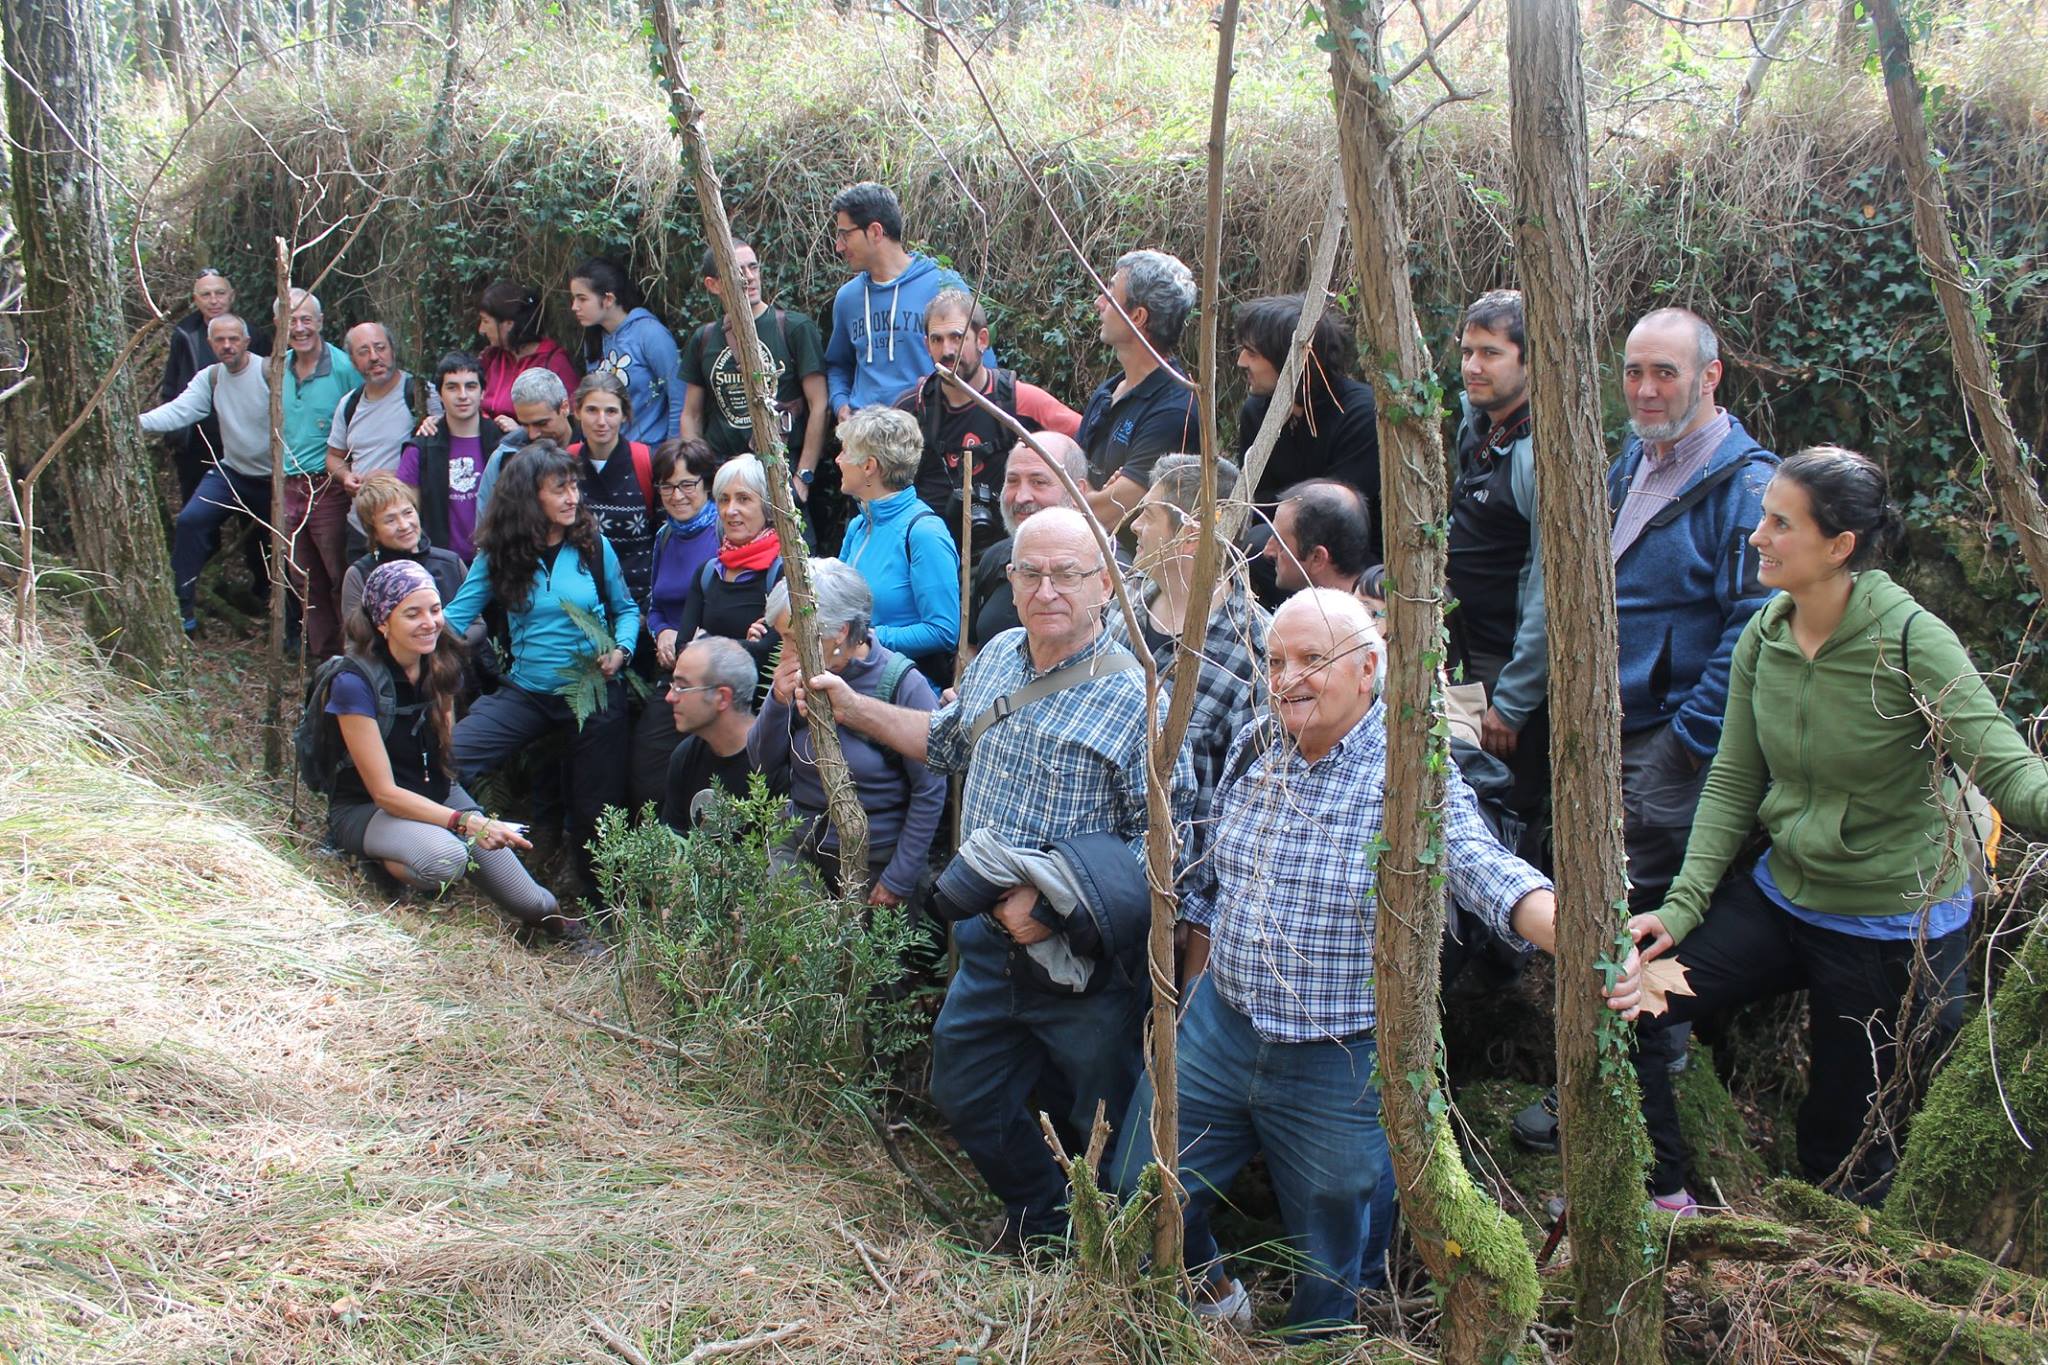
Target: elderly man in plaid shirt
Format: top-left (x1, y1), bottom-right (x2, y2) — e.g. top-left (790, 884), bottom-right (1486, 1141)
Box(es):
top-left (1113, 588), bottom-right (1641, 1331)
top-left (808, 506), bottom-right (1194, 1252)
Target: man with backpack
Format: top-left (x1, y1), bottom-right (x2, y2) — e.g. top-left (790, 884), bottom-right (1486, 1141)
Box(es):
top-left (678, 238), bottom-right (829, 497)
top-left (896, 289), bottom-right (1080, 563)
top-left (325, 322), bottom-right (425, 562)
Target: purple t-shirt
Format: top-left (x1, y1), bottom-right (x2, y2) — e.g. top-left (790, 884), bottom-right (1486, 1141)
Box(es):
top-left (398, 432), bottom-right (486, 562)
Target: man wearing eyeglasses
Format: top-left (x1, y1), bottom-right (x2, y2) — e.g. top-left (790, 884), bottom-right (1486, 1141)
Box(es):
top-left (806, 505), bottom-right (1193, 1254)
top-left (659, 635), bottom-right (762, 833)
top-left (679, 238), bottom-right (829, 498)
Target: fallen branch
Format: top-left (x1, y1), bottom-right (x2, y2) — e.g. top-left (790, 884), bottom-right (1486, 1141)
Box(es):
top-left (586, 1313), bottom-right (653, 1365)
top-left (549, 1003), bottom-right (707, 1065)
top-left (837, 1224), bottom-right (898, 1302)
top-left (856, 1104), bottom-right (965, 1229)
top-left (681, 1319), bottom-right (807, 1361)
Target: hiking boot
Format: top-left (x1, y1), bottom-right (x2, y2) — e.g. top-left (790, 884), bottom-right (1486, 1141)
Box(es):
top-left (1512, 1088), bottom-right (1560, 1152)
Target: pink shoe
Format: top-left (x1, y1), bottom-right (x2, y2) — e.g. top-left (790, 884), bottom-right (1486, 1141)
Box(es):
top-left (1652, 1189), bottom-right (1702, 1218)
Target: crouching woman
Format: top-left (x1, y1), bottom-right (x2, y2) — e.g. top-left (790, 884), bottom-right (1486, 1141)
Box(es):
top-left (328, 558), bottom-right (595, 952)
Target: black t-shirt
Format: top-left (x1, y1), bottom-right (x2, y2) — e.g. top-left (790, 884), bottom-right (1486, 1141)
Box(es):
top-left (675, 562), bottom-right (783, 702)
top-left (969, 536), bottom-right (1021, 648)
top-left (1238, 374), bottom-right (1383, 561)
top-left (1074, 362), bottom-right (1200, 490)
top-left (679, 307), bottom-right (826, 460)
top-left (661, 736), bottom-right (756, 831)
top-left (325, 659), bottom-right (447, 808)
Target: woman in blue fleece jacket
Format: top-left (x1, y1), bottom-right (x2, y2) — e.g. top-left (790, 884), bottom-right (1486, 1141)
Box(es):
top-left (568, 258), bottom-right (686, 448)
top-left (444, 440), bottom-right (640, 890)
top-left (835, 405), bottom-right (961, 687)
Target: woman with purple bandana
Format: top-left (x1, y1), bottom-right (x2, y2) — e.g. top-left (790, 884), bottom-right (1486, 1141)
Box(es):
top-left (324, 559), bottom-right (598, 955)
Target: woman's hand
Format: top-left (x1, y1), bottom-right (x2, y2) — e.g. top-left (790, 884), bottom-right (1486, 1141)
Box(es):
top-left (1627, 911), bottom-right (1675, 964)
top-left (414, 412), bottom-right (443, 438)
top-left (466, 814), bottom-right (531, 852)
top-left (655, 628), bottom-right (679, 669)
top-left (745, 617), bottom-right (770, 643)
top-left (494, 413), bottom-right (517, 434)
top-left (598, 646), bottom-right (627, 678)
top-left (771, 649), bottom-right (804, 704)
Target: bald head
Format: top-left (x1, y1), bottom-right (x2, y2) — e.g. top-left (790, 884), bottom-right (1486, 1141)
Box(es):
top-left (1003, 434), bottom-right (1090, 533)
top-left (1010, 506), bottom-right (1111, 666)
top-left (1014, 504), bottom-right (1096, 560)
top-left (1274, 587), bottom-right (1378, 646)
top-left (1269, 588), bottom-right (1384, 754)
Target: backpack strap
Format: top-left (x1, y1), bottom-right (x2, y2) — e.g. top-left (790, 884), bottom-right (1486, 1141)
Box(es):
top-left (1221, 712), bottom-right (1279, 792)
top-left (875, 649), bottom-right (919, 706)
top-left (968, 645), bottom-right (1143, 748)
top-left (341, 385), bottom-right (365, 427)
top-left (629, 441), bottom-right (654, 512)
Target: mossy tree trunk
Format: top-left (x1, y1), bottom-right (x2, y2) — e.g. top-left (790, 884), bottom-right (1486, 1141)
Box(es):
top-left (1887, 911), bottom-right (2048, 1273)
top-left (1326, 0), bottom-right (1539, 1355)
top-left (3, 0), bottom-right (182, 672)
top-left (1507, 0), bottom-right (1663, 1357)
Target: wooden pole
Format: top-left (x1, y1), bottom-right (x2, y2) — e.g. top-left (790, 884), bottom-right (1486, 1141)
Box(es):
top-left (262, 237), bottom-right (293, 776)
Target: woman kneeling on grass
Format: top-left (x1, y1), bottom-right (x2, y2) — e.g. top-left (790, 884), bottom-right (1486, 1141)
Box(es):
top-left (1624, 446), bottom-right (2048, 1208)
top-left (327, 559), bottom-right (597, 954)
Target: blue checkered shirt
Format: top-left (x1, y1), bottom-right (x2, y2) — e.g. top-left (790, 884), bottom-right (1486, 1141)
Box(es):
top-left (927, 625), bottom-right (1194, 856)
top-left (1186, 702), bottom-right (1549, 1043)
top-left (1106, 577), bottom-right (1269, 913)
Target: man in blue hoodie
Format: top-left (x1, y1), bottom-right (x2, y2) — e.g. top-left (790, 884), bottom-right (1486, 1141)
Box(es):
top-left (824, 182), bottom-right (984, 421)
top-left (1606, 306), bottom-right (1778, 919)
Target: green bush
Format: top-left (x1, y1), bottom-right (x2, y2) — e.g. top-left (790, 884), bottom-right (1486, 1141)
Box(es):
top-left (588, 781), bottom-right (921, 1127)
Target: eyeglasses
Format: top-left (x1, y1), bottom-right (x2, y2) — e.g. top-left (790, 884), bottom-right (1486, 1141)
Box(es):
top-left (658, 477), bottom-right (704, 494)
top-left (1007, 563), bottom-right (1104, 593)
top-left (831, 225), bottom-right (862, 243)
top-left (665, 679), bottom-right (721, 697)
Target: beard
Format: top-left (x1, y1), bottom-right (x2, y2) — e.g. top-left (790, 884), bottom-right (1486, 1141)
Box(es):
top-left (1630, 375), bottom-right (1706, 444)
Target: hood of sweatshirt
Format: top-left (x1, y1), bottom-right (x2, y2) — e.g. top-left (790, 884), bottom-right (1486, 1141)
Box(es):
top-left (831, 254), bottom-right (968, 410)
top-left (608, 307), bottom-right (668, 350)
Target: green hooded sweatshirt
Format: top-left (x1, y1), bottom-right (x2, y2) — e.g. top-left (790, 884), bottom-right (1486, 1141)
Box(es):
top-left (1658, 569), bottom-right (2048, 944)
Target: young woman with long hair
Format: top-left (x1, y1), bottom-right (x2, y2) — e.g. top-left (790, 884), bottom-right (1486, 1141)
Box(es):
top-left (476, 280), bottom-right (580, 429)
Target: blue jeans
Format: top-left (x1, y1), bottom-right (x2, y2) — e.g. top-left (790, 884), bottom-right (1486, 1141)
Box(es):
top-left (1113, 973), bottom-right (1390, 1330)
top-left (172, 466), bottom-right (271, 614)
top-left (929, 916), bottom-right (1149, 1241)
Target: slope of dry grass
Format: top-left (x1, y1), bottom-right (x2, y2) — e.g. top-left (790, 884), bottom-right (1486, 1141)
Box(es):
top-left (0, 608), bottom-right (1128, 1363)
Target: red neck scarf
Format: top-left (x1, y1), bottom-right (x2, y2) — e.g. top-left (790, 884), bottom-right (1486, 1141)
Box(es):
top-left (718, 527), bottom-right (781, 574)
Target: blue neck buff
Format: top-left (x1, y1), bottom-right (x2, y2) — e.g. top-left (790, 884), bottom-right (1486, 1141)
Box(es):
top-left (670, 501), bottom-right (718, 538)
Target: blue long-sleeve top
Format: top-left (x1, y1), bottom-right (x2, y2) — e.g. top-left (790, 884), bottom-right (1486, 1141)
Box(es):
top-left (444, 537), bottom-right (641, 696)
top-left (748, 643), bottom-right (947, 898)
top-left (645, 513), bottom-right (721, 641)
top-left (840, 485), bottom-right (960, 661)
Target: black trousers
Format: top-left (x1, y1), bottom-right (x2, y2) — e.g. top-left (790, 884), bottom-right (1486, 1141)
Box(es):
top-left (1635, 872), bottom-right (1969, 1199)
top-left (453, 678), bottom-right (629, 888)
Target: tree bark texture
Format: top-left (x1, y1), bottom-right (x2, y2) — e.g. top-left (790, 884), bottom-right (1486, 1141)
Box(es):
top-left (1326, 2), bottom-right (1540, 1357)
top-left (1867, 0), bottom-right (2048, 594)
top-left (263, 237), bottom-right (292, 777)
top-left (1507, 1), bottom-right (1664, 1359)
top-left (3, 0), bottom-right (183, 672)
top-left (648, 0), bottom-right (868, 883)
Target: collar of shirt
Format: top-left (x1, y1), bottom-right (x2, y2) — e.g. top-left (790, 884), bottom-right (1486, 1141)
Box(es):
top-left (1004, 616), bottom-right (1116, 681)
top-left (1644, 407), bottom-right (1730, 472)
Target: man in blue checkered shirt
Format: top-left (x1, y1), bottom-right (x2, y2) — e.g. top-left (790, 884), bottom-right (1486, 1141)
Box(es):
top-left (809, 506), bottom-right (1194, 1251)
top-left (1111, 587), bottom-right (1640, 1331)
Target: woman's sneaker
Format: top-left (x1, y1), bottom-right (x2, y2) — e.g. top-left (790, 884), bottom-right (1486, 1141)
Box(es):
top-left (1193, 1277), bottom-right (1253, 1328)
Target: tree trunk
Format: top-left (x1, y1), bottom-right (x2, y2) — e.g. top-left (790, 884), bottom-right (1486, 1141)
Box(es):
top-left (1732, 0), bottom-right (1807, 130)
top-left (425, 0), bottom-right (465, 158)
top-left (133, 0), bottom-right (165, 81)
top-left (263, 237), bottom-right (292, 776)
top-left (918, 0), bottom-right (940, 94)
top-left (1507, 0), bottom-right (1664, 1358)
top-left (647, 0), bottom-right (869, 884)
top-left (1865, 0), bottom-right (2048, 594)
top-left (1326, 2), bottom-right (1540, 1357)
top-left (1887, 910), bottom-right (2048, 1273)
top-left (162, 0), bottom-right (201, 123)
top-left (1835, 0), bottom-right (1864, 65)
top-left (3, 0), bottom-right (182, 672)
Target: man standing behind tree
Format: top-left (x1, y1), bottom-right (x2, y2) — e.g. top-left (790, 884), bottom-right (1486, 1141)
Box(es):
top-left (966, 433), bottom-right (1095, 654)
top-left (898, 288), bottom-right (1081, 559)
top-left (138, 313), bottom-right (270, 636)
top-left (824, 182), bottom-right (984, 421)
top-left (1261, 478), bottom-right (1377, 600)
top-left (1076, 249), bottom-right (1200, 531)
top-left (278, 291), bottom-right (363, 659)
top-left (679, 238), bottom-right (830, 500)
top-left (1445, 289), bottom-right (1549, 821)
top-left (325, 322), bottom-right (422, 561)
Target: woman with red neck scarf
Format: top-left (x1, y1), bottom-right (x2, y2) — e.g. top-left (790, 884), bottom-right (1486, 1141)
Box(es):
top-left (673, 453), bottom-right (784, 704)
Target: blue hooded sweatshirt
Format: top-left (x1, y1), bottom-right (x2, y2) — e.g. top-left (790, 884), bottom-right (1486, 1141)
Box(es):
top-left (824, 253), bottom-right (992, 414)
top-left (1606, 413), bottom-right (1779, 760)
top-left (590, 307), bottom-right (686, 447)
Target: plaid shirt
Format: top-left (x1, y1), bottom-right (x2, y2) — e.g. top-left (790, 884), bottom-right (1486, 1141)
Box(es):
top-left (927, 624), bottom-right (1194, 856)
top-left (1187, 702), bottom-right (1549, 1043)
top-left (1107, 577), bottom-right (1269, 910)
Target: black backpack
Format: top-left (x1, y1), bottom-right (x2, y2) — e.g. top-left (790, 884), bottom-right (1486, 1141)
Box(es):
top-left (294, 655), bottom-right (398, 795)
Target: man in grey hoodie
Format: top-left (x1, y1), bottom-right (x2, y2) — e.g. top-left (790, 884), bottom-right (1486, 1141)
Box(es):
top-left (824, 182), bottom-right (984, 421)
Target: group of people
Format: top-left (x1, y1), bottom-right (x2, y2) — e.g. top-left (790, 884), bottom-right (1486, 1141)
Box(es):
top-left (142, 179), bottom-right (2048, 1335)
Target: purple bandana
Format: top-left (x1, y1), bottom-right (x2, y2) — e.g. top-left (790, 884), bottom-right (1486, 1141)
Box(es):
top-left (363, 559), bottom-right (438, 626)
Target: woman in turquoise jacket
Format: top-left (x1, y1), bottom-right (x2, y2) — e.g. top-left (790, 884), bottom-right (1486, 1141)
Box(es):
top-left (444, 440), bottom-right (640, 894)
top-left (1624, 447), bottom-right (2048, 1208)
top-left (835, 405), bottom-right (960, 687)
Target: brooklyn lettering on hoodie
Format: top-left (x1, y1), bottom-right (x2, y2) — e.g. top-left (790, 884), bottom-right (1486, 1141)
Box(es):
top-left (823, 253), bottom-right (996, 413)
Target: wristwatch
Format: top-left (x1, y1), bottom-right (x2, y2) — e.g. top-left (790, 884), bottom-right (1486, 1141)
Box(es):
top-left (797, 468), bottom-right (816, 486)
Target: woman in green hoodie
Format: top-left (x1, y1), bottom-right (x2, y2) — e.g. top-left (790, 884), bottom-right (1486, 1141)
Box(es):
top-left (1625, 446), bottom-right (2048, 1209)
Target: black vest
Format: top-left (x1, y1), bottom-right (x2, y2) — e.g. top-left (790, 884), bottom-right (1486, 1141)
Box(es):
top-left (908, 369), bottom-right (1023, 560)
top-left (1446, 405), bottom-right (1534, 666)
top-left (410, 429), bottom-right (456, 552)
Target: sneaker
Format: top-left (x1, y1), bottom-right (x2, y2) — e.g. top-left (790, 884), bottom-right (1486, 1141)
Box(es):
top-left (1193, 1276), bottom-right (1253, 1328)
top-left (1651, 1188), bottom-right (1702, 1218)
top-left (1511, 1087), bottom-right (1560, 1152)
top-left (181, 615), bottom-right (199, 637)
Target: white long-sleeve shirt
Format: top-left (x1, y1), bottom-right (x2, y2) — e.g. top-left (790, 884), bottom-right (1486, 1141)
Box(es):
top-left (139, 360), bottom-right (272, 478)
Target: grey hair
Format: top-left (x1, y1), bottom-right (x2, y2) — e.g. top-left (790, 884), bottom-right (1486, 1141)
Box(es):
top-left (836, 406), bottom-right (923, 492)
top-left (681, 635), bottom-right (760, 709)
top-left (1148, 453), bottom-right (1240, 519)
top-left (1015, 432), bottom-right (1089, 491)
top-left (288, 288), bottom-right (323, 318)
top-left (206, 313), bottom-right (249, 337)
top-left (763, 557), bottom-right (873, 644)
top-left (1115, 249), bottom-right (1196, 352)
top-left (713, 452), bottom-right (769, 502)
top-left (1634, 306), bottom-right (1720, 370)
top-left (508, 366), bottom-right (568, 409)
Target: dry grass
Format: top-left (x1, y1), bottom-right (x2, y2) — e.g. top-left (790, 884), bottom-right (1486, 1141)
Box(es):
top-left (0, 605), bottom-right (1158, 1363)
